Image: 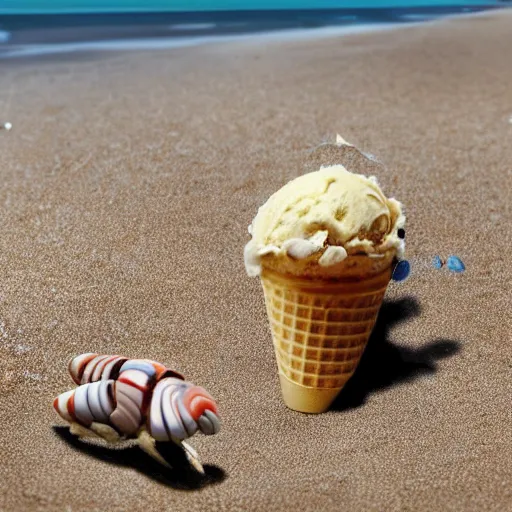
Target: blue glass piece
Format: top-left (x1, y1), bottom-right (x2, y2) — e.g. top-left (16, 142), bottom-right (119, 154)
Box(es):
top-left (446, 256), bottom-right (465, 273)
top-left (392, 260), bottom-right (410, 281)
top-left (433, 256), bottom-right (443, 269)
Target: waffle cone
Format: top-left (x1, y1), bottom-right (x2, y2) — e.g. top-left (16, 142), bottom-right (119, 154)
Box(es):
top-left (261, 266), bottom-right (392, 413)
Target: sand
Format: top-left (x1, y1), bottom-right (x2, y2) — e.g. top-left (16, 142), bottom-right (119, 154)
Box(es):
top-left (1, 9), bottom-right (511, 512)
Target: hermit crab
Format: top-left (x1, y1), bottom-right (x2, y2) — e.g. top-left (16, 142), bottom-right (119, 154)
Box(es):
top-left (53, 353), bottom-right (220, 473)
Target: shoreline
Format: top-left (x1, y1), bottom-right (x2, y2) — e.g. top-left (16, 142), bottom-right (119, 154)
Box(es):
top-left (0, 23), bottom-right (408, 60)
top-left (0, 4), bottom-right (507, 60)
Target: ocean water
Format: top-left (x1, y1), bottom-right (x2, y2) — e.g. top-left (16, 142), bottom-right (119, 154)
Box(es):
top-left (0, 0), bottom-right (503, 14)
top-left (0, 1), bottom-right (506, 59)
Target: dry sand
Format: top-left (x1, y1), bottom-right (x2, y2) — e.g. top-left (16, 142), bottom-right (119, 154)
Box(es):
top-left (0, 9), bottom-right (511, 512)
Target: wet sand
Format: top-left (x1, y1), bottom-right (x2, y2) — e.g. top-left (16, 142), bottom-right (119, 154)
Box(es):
top-left (0, 8), bottom-right (511, 512)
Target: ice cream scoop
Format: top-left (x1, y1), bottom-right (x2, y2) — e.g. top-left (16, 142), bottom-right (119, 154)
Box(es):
top-left (245, 163), bottom-right (405, 278)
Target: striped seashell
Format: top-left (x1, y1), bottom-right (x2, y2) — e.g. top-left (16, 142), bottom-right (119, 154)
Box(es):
top-left (147, 378), bottom-right (220, 441)
top-left (68, 353), bottom-right (184, 385)
top-left (53, 380), bottom-right (115, 427)
top-left (54, 354), bottom-right (219, 442)
top-left (68, 353), bottom-right (128, 385)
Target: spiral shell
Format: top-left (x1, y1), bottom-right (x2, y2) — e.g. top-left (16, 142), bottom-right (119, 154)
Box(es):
top-left (68, 353), bottom-right (184, 385)
top-left (54, 380), bottom-right (115, 426)
top-left (147, 378), bottom-right (220, 441)
top-left (54, 353), bottom-right (220, 442)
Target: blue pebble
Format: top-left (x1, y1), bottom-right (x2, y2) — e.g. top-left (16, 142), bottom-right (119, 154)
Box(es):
top-left (447, 255), bottom-right (465, 273)
top-left (392, 260), bottom-right (410, 281)
top-left (433, 256), bottom-right (443, 269)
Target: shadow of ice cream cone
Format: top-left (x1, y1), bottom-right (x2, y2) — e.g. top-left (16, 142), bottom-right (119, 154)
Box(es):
top-left (332, 297), bottom-right (461, 410)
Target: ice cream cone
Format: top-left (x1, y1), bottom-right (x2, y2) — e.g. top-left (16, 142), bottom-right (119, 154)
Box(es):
top-left (261, 265), bottom-right (392, 413)
top-left (244, 137), bottom-right (406, 413)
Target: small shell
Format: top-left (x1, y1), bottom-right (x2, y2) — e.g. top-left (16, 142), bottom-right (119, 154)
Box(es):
top-left (335, 133), bottom-right (354, 146)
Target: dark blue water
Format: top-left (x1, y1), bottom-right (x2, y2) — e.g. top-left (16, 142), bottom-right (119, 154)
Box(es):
top-left (0, 4), bottom-right (507, 57)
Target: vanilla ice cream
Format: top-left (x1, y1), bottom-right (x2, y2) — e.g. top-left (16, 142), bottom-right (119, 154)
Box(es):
top-left (245, 164), bottom-right (405, 277)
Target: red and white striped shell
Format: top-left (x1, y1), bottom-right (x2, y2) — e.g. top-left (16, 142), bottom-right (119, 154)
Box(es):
top-left (54, 354), bottom-right (220, 441)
